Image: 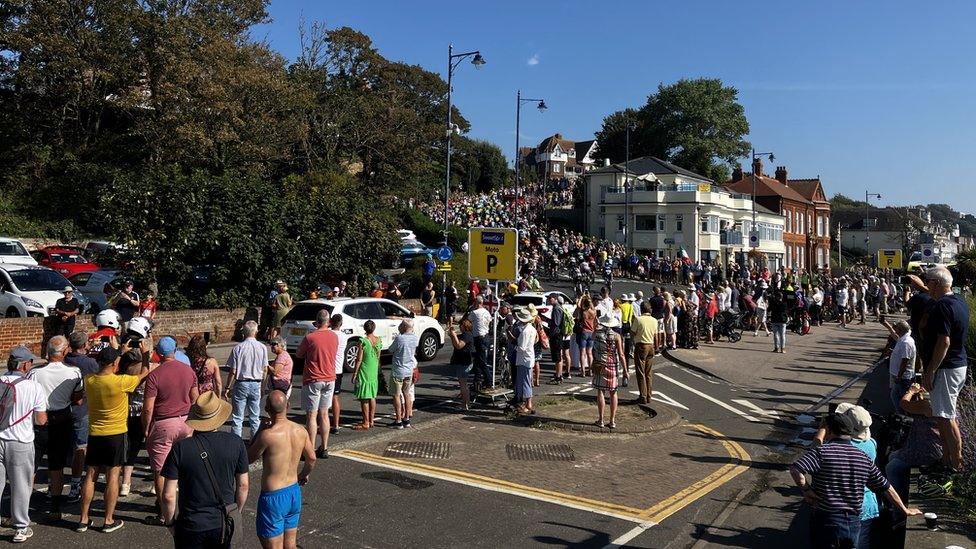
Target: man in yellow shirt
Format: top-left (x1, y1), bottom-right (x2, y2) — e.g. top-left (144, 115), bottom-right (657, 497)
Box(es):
top-left (78, 340), bottom-right (155, 533)
top-left (630, 303), bottom-right (659, 404)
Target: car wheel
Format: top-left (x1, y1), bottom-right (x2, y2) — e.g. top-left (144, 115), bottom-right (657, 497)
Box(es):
top-left (344, 339), bottom-right (360, 372)
top-left (417, 330), bottom-right (439, 362)
top-left (5, 307), bottom-right (20, 318)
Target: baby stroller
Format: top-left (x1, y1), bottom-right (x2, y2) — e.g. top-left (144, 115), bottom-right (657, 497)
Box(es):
top-left (713, 310), bottom-right (743, 343)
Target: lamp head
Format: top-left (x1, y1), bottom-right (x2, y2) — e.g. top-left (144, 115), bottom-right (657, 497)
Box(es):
top-left (768, 153), bottom-right (775, 162)
top-left (537, 100), bottom-right (547, 112)
top-left (471, 53), bottom-right (486, 68)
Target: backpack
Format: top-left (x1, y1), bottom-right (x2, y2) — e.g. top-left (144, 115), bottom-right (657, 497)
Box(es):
top-left (0, 377), bottom-right (32, 432)
top-left (560, 306), bottom-right (575, 337)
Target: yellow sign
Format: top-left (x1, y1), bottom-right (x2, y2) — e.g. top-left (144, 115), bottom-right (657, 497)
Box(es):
top-left (877, 249), bottom-right (903, 269)
top-left (468, 227), bottom-right (519, 281)
top-left (436, 262), bottom-right (452, 272)
top-left (697, 183), bottom-right (712, 193)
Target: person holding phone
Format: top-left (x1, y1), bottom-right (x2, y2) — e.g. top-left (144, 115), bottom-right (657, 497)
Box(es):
top-left (881, 318), bottom-right (916, 408)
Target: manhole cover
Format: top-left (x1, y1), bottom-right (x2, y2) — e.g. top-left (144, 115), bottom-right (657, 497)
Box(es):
top-left (384, 441), bottom-right (451, 459)
top-left (506, 443), bottom-right (575, 461)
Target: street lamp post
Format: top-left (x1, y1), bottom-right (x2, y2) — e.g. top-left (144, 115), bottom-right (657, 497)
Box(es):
top-left (514, 90), bottom-right (546, 231)
top-left (625, 122), bottom-right (636, 249)
top-left (749, 149), bottom-right (774, 267)
top-left (444, 44), bottom-right (485, 243)
top-left (864, 191), bottom-right (882, 252)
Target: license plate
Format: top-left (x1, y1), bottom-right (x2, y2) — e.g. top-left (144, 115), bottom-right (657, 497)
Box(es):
top-left (289, 327), bottom-right (307, 337)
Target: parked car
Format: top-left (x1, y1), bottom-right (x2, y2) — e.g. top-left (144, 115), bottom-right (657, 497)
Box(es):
top-left (508, 291), bottom-right (577, 329)
top-left (0, 265), bottom-right (90, 317)
top-left (397, 229), bottom-right (417, 241)
top-left (31, 246), bottom-right (100, 277)
top-left (0, 238), bottom-right (38, 267)
top-left (280, 297), bottom-right (445, 365)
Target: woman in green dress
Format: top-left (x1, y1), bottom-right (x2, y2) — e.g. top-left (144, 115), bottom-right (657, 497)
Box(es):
top-left (352, 320), bottom-right (381, 429)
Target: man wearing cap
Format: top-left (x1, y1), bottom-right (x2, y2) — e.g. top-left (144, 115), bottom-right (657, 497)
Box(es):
top-left (78, 342), bottom-right (155, 533)
top-left (53, 286), bottom-right (81, 338)
top-left (64, 330), bottom-right (100, 501)
top-left (0, 346), bottom-right (48, 543)
top-left (143, 336), bottom-right (199, 525)
top-left (791, 410), bottom-right (919, 548)
top-left (161, 392), bottom-right (249, 548)
top-left (26, 335), bottom-right (84, 520)
top-left (224, 320), bottom-right (268, 441)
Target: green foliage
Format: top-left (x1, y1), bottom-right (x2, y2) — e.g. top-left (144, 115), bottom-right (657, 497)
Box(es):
top-left (829, 194), bottom-right (870, 210)
top-left (453, 138), bottom-right (509, 193)
top-left (399, 207), bottom-right (467, 249)
top-left (594, 79), bottom-right (750, 181)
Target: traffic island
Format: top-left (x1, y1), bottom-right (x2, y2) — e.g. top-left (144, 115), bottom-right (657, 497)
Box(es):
top-left (526, 394), bottom-right (682, 434)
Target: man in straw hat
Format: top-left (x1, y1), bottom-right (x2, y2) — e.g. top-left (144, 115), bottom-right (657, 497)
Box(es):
top-left (161, 392), bottom-right (249, 548)
top-left (248, 391), bottom-right (316, 549)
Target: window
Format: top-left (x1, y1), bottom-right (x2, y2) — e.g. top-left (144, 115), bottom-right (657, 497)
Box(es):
top-left (381, 301), bottom-right (410, 318)
top-left (676, 214), bottom-right (683, 231)
top-left (553, 164), bottom-right (561, 173)
top-left (657, 214), bottom-right (666, 231)
top-left (784, 210), bottom-right (791, 233)
top-left (700, 215), bottom-right (719, 233)
top-left (282, 303), bottom-right (334, 322)
top-left (68, 272), bottom-right (93, 286)
top-left (636, 215), bottom-right (656, 231)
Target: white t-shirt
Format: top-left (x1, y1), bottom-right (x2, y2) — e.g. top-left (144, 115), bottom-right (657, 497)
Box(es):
top-left (332, 330), bottom-right (350, 374)
top-left (0, 374), bottom-right (46, 443)
top-left (515, 323), bottom-right (537, 367)
top-left (469, 308), bottom-right (492, 338)
top-left (596, 297), bottom-right (614, 317)
top-left (889, 332), bottom-right (917, 380)
top-left (27, 361), bottom-right (82, 411)
top-left (836, 288), bottom-right (849, 307)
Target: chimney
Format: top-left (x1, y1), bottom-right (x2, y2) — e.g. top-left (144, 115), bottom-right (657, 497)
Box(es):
top-left (603, 158), bottom-right (611, 167)
top-left (732, 166), bottom-right (743, 181)
top-left (752, 157), bottom-right (763, 177)
top-left (775, 166), bottom-right (788, 185)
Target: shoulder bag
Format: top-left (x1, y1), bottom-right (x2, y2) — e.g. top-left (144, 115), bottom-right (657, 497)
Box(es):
top-left (194, 436), bottom-right (242, 546)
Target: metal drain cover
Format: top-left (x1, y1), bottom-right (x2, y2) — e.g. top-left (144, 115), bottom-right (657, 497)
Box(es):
top-left (384, 441), bottom-right (451, 459)
top-left (506, 443), bottom-right (575, 461)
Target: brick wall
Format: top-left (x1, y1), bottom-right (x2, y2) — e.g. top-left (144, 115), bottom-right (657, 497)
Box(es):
top-left (0, 308), bottom-right (255, 356)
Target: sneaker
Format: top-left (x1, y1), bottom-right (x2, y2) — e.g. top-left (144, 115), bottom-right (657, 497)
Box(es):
top-left (392, 421), bottom-right (404, 429)
top-left (102, 520), bottom-right (124, 533)
top-left (12, 527), bottom-right (32, 543)
top-left (315, 447), bottom-right (329, 459)
top-left (67, 483), bottom-right (81, 503)
top-left (329, 427), bottom-right (339, 435)
top-left (120, 483), bottom-right (130, 497)
top-left (403, 419), bottom-right (411, 428)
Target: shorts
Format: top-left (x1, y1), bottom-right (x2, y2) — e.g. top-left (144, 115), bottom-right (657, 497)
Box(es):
top-left (549, 336), bottom-right (563, 363)
top-left (454, 361), bottom-right (473, 379)
top-left (391, 375), bottom-right (413, 397)
top-left (86, 433), bottom-right (128, 468)
top-left (302, 381), bottom-right (335, 412)
top-left (666, 317), bottom-right (678, 335)
top-left (930, 367), bottom-right (967, 419)
top-left (256, 483), bottom-right (302, 539)
top-left (578, 331), bottom-right (594, 349)
top-left (334, 374), bottom-right (344, 396)
top-left (146, 416), bottom-right (192, 472)
top-left (72, 411), bottom-right (89, 449)
top-left (125, 415), bottom-right (145, 467)
top-left (35, 412), bottom-right (74, 470)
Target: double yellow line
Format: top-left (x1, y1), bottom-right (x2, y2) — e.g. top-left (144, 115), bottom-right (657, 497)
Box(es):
top-left (334, 423), bottom-right (751, 526)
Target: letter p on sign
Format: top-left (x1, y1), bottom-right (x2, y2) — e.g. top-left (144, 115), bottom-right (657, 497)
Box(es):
top-left (487, 254), bottom-right (498, 273)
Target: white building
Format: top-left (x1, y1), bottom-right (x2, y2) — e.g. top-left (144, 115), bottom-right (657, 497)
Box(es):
top-left (583, 157), bottom-right (786, 268)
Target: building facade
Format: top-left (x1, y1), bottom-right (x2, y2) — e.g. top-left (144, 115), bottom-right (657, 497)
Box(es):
top-left (583, 157), bottom-right (786, 268)
top-left (725, 159), bottom-right (832, 270)
top-left (519, 134), bottom-right (598, 181)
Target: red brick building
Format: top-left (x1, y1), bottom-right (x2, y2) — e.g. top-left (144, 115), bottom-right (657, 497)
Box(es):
top-left (725, 159), bottom-right (832, 270)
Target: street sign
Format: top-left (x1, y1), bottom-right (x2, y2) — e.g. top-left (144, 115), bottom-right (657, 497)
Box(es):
top-left (664, 238), bottom-right (675, 245)
top-left (468, 227), bottom-right (518, 281)
top-left (436, 245), bottom-right (454, 262)
top-left (920, 233), bottom-right (935, 245)
top-left (922, 245), bottom-right (935, 259)
top-left (877, 249), bottom-right (903, 269)
top-left (749, 230), bottom-right (760, 248)
top-left (436, 262), bottom-right (452, 273)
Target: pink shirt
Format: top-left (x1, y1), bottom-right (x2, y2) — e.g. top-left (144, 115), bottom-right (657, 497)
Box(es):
top-left (144, 359), bottom-right (197, 420)
top-left (273, 352), bottom-right (293, 382)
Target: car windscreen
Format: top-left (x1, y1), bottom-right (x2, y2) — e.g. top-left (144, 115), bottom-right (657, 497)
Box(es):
top-left (50, 253), bottom-right (88, 264)
top-left (0, 242), bottom-right (29, 257)
top-left (8, 269), bottom-right (70, 292)
top-left (509, 295), bottom-right (544, 307)
top-left (282, 303), bottom-right (334, 322)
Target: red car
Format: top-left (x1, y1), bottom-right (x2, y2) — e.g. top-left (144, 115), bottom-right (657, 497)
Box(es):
top-left (31, 246), bottom-right (100, 277)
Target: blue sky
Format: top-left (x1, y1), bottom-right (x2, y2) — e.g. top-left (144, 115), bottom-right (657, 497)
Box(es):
top-left (254, 1), bottom-right (976, 212)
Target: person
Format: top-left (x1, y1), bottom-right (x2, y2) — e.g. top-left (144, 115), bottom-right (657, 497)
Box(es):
top-left (79, 342), bottom-right (154, 533)
top-left (881, 319), bottom-right (916, 409)
top-left (514, 307), bottom-right (538, 415)
top-left (140, 290), bottom-right (158, 320)
top-left (593, 313), bottom-right (625, 429)
top-left (187, 335), bottom-right (222, 396)
top-left (388, 320), bottom-right (419, 428)
top-left (224, 321), bottom-right (267, 440)
top-left (546, 294), bottom-right (565, 384)
top-left (0, 346), bottom-right (48, 543)
top-left (618, 294), bottom-right (634, 383)
top-left (887, 383), bottom-right (943, 501)
top-left (919, 266), bottom-right (969, 473)
top-left (27, 335), bottom-right (83, 520)
top-left (112, 281), bottom-right (140, 323)
top-left (296, 309), bottom-right (338, 458)
top-left (467, 297), bottom-right (492, 392)
top-left (530, 306), bottom-right (548, 387)
top-left (160, 392), bottom-right (249, 549)
top-left (63, 331), bottom-right (100, 502)
top-left (768, 291), bottom-right (788, 353)
top-left (247, 391), bottom-right (316, 549)
top-left (791, 410), bottom-right (919, 549)
top-left (576, 295), bottom-right (597, 377)
top-left (810, 286), bottom-right (824, 326)
top-left (143, 336), bottom-right (199, 525)
top-left (329, 314), bottom-right (350, 436)
top-left (267, 337), bottom-right (293, 397)
top-left (421, 281), bottom-right (436, 317)
top-left (269, 282), bottom-right (293, 340)
top-left (445, 280), bottom-right (459, 326)
top-left (119, 344), bottom-right (147, 497)
top-left (835, 282), bottom-right (849, 328)
top-left (261, 281), bottom-right (282, 340)
top-left (422, 255), bottom-right (435, 283)
top-left (447, 319), bottom-right (474, 411)
top-left (352, 321), bottom-right (381, 427)
top-left (682, 291), bottom-right (700, 349)
top-left (87, 309), bottom-right (122, 359)
top-left (753, 288), bottom-right (771, 337)
top-left (53, 286), bottom-right (81, 338)
top-left (631, 303), bottom-right (659, 405)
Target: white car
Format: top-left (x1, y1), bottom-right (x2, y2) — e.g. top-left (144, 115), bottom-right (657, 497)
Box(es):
top-left (280, 297), bottom-right (445, 366)
top-left (0, 265), bottom-right (83, 317)
top-left (0, 238), bottom-right (38, 267)
top-left (508, 291), bottom-right (577, 329)
top-left (397, 229), bottom-right (417, 241)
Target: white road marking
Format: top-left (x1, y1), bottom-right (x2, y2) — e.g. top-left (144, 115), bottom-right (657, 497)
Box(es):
top-left (731, 399), bottom-right (780, 418)
top-left (652, 391), bottom-right (689, 411)
top-left (580, 387), bottom-right (594, 393)
top-left (602, 523), bottom-right (655, 549)
top-left (656, 373), bottom-right (760, 422)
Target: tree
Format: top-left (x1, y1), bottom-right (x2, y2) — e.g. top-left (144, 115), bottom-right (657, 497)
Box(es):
top-left (594, 79), bottom-right (750, 181)
top-left (454, 138), bottom-right (508, 193)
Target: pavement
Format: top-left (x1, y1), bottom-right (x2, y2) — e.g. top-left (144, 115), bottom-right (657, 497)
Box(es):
top-left (8, 277), bottom-right (955, 548)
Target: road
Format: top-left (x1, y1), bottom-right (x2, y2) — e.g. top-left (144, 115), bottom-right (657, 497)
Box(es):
top-left (17, 278), bottom-right (891, 548)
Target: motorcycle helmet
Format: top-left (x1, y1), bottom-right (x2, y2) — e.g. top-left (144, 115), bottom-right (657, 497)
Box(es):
top-left (94, 309), bottom-right (122, 331)
top-left (127, 316), bottom-right (153, 339)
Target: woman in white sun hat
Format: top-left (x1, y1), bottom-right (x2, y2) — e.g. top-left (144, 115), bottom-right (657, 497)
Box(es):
top-left (592, 312), bottom-right (626, 429)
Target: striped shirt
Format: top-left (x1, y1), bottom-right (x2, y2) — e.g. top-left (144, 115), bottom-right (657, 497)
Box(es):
top-left (792, 439), bottom-right (890, 514)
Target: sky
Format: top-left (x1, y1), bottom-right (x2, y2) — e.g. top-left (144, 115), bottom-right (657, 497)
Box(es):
top-left (253, 1), bottom-right (976, 213)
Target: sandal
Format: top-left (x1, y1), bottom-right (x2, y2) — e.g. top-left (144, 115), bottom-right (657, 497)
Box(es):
top-left (75, 520), bottom-right (94, 533)
top-left (608, 422), bottom-right (617, 430)
top-left (546, 378), bottom-right (561, 385)
top-left (352, 423), bottom-right (370, 431)
top-left (144, 515), bottom-right (166, 527)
